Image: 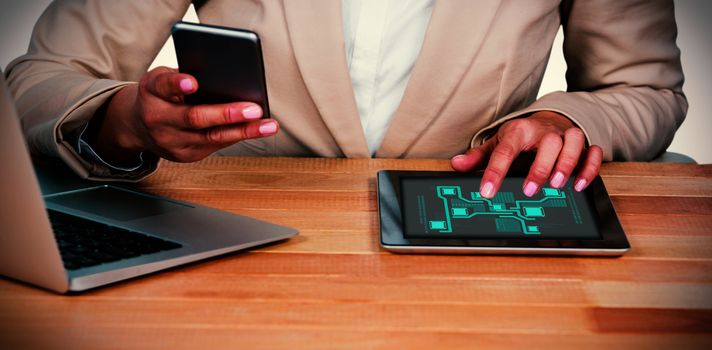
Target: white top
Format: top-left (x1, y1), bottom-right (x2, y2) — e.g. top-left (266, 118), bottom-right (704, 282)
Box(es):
top-left (342, 0), bottom-right (434, 155)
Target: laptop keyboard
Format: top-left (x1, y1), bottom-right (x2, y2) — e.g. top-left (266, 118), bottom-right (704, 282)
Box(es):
top-left (47, 209), bottom-right (182, 271)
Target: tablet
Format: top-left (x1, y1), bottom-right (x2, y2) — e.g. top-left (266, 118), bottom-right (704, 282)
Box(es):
top-left (377, 171), bottom-right (630, 256)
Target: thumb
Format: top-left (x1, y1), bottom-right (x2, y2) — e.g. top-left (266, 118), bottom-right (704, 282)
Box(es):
top-left (451, 137), bottom-right (497, 172)
top-left (143, 66), bottom-right (197, 101)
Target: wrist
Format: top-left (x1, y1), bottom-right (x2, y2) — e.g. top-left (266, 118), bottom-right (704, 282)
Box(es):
top-left (85, 85), bottom-right (144, 163)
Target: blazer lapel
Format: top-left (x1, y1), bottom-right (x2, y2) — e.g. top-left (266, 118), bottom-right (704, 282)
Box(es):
top-left (283, 0), bottom-right (370, 158)
top-left (376, 0), bottom-right (502, 158)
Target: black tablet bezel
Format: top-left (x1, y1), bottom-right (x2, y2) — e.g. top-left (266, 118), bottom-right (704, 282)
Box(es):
top-left (377, 170), bottom-right (630, 254)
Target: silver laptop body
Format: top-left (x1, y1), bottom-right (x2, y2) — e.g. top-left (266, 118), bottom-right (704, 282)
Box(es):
top-left (0, 74), bottom-right (297, 293)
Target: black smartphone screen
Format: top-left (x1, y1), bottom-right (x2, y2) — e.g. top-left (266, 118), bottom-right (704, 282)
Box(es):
top-left (172, 21), bottom-right (270, 118)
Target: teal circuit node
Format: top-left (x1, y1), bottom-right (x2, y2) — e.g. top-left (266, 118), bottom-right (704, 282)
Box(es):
top-left (542, 188), bottom-right (560, 196)
top-left (523, 207), bottom-right (545, 217)
top-left (452, 207), bottom-right (468, 216)
top-left (429, 221), bottom-right (447, 230)
top-left (432, 184), bottom-right (570, 235)
top-left (441, 188), bottom-right (457, 196)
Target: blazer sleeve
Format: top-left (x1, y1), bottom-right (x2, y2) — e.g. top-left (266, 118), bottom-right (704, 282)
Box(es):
top-left (471, 0), bottom-right (687, 161)
top-left (4, 0), bottom-right (192, 181)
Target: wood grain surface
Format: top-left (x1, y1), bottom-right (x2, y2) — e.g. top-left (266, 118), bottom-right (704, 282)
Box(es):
top-left (1, 157), bottom-right (711, 349)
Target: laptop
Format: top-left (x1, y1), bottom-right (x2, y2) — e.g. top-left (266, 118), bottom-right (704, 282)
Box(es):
top-left (0, 73), bottom-right (298, 293)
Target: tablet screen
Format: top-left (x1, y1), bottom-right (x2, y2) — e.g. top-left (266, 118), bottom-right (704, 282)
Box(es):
top-left (400, 177), bottom-right (600, 239)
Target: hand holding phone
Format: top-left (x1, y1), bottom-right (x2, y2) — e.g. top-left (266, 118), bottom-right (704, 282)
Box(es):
top-left (83, 22), bottom-right (277, 164)
top-left (86, 66), bottom-right (278, 164)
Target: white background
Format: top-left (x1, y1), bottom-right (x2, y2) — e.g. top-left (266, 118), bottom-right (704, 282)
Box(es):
top-left (1, 1), bottom-right (709, 163)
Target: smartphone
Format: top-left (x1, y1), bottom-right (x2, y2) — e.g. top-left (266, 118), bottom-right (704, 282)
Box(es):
top-left (172, 21), bottom-right (270, 118)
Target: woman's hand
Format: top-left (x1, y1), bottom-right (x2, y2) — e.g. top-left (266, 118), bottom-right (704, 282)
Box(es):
top-left (86, 66), bottom-right (279, 164)
top-left (450, 111), bottom-right (602, 198)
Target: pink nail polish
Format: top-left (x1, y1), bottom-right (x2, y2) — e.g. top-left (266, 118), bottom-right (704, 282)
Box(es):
top-left (242, 105), bottom-right (262, 119)
top-left (452, 154), bottom-right (466, 163)
top-left (523, 181), bottom-right (538, 197)
top-left (451, 155), bottom-right (467, 168)
top-left (550, 171), bottom-right (565, 188)
top-left (481, 182), bottom-right (495, 198)
top-left (179, 78), bottom-right (193, 93)
top-left (258, 120), bottom-right (277, 135)
top-left (575, 179), bottom-right (587, 192)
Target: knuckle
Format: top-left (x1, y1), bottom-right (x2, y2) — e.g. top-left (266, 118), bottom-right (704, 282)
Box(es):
top-left (565, 127), bottom-right (585, 140)
top-left (501, 119), bottom-right (536, 144)
top-left (223, 106), bottom-right (233, 124)
top-left (150, 129), bottom-right (172, 146)
top-left (208, 126), bottom-right (248, 144)
top-left (590, 145), bottom-right (604, 158)
top-left (186, 108), bottom-right (204, 129)
top-left (587, 149), bottom-right (603, 165)
top-left (503, 122), bottom-right (528, 139)
top-left (556, 158), bottom-right (578, 172)
top-left (529, 166), bottom-right (550, 181)
top-left (205, 128), bottom-right (223, 143)
top-left (485, 166), bottom-right (507, 180)
top-left (141, 110), bottom-right (160, 128)
top-left (233, 125), bottom-right (250, 141)
top-left (492, 143), bottom-right (516, 160)
top-left (542, 132), bottom-right (564, 147)
top-left (142, 69), bottom-right (168, 92)
top-left (583, 158), bottom-right (601, 174)
top-left (564, 130), bottom-right (585, 149)
top-left (508, 118), bottom-right (533, 130)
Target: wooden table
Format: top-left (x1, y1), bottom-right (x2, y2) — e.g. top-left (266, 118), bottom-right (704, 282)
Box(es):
top-left (1, 157), bottom-right (711, 349)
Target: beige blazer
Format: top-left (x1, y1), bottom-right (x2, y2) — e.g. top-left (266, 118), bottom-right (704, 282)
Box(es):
top-left (5, 0), bottom-right (686, 181)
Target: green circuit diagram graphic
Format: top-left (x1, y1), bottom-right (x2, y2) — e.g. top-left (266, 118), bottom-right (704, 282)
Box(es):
top-left (418, 185), bottom-right (583, 235)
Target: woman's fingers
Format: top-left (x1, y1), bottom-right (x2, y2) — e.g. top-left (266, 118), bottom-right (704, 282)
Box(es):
top-left (573, 145), bottom-right (603, 192)
top-left (179, 102), bottom-right (263, 130)
top-left (549, 128), bottom-right (586, 189)
top-left (450, 112), bottom-right (603, 198)
top-left (479, 138), bottom-right (524, 198)
top-left (203, 119), bottom-right (279, 145)
top-left (522, 132), bottom-right (563, 197)
top-left (152, 119), bottom-right (280, 162)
